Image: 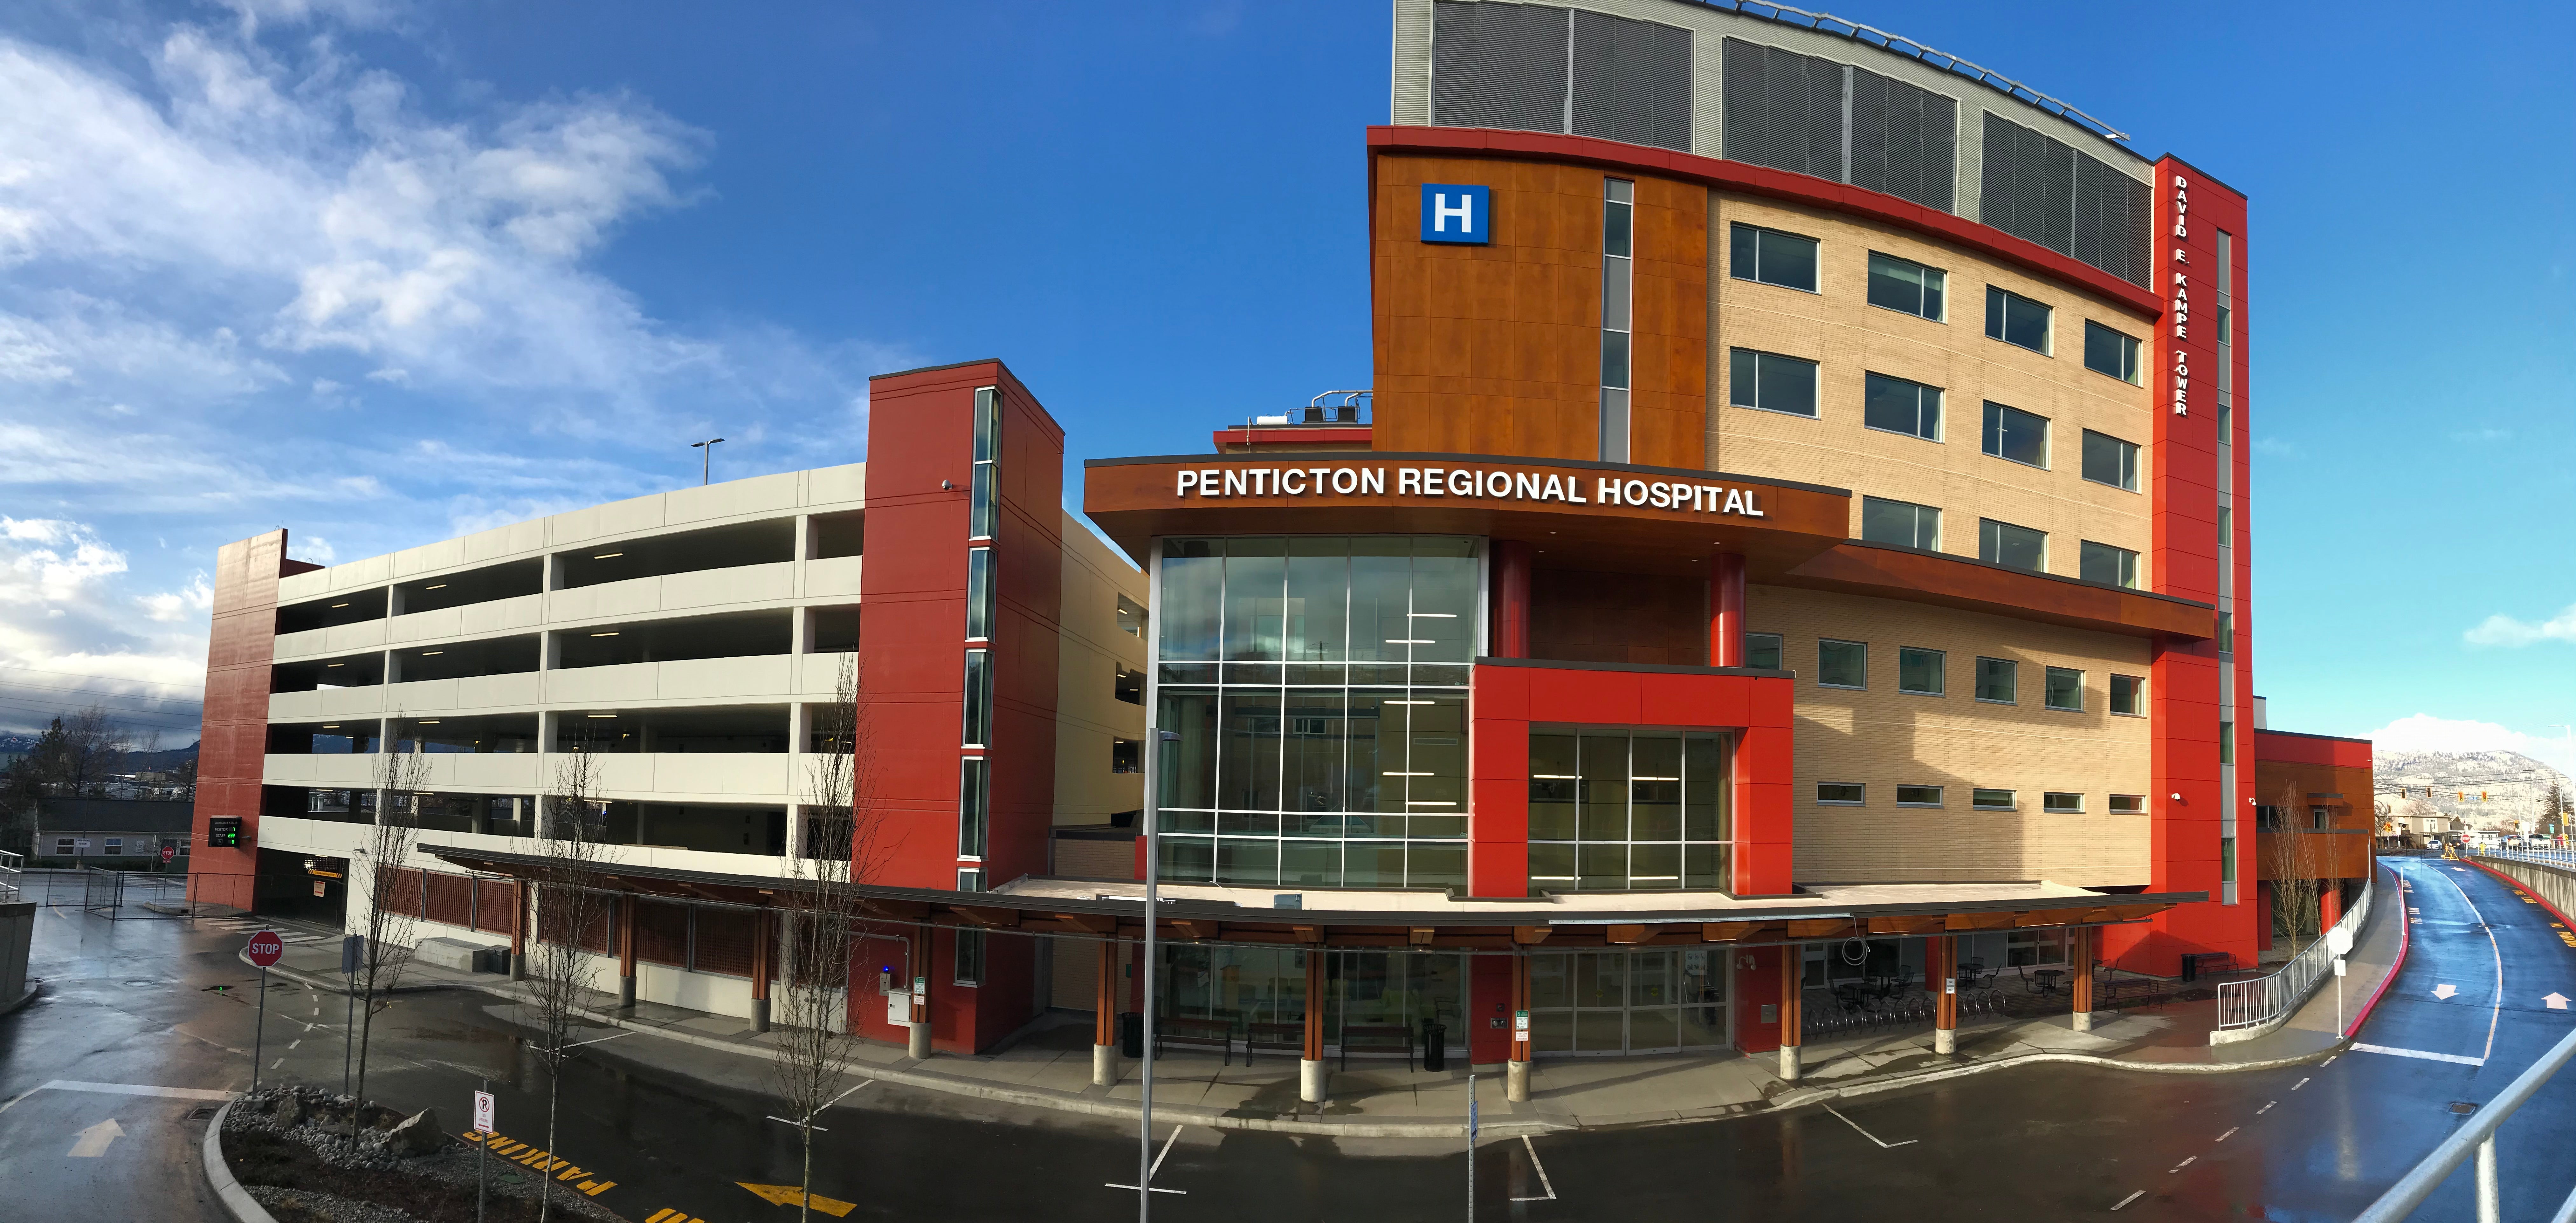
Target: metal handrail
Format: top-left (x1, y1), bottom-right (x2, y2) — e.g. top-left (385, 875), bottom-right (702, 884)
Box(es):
top-left (0, 848), bottom-right (19, 902)
top-left (2353, 1023), bottom-right (2576, 1223)
top-left (2214, 864), bottom-right (2375, 1030)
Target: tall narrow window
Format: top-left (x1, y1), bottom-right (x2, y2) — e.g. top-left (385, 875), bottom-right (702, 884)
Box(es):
top-left (962, 648), bottom-right (992, 747)
top-left (954, 868), bottom-right (986, 984)
top-left (958, 759), bottom-right (988, 858)
top-left (1600, 180), bottom-right (1634, 462)
top-left (965, 546), bottom-right (995, 640)
top-left (970, 386), bottom-right (1000, 539)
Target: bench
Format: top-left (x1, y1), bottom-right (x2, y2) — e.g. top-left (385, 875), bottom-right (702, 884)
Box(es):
top-left (1158, 1015), bottom-right (1237, 1064)
top-left (1339, 1023), bottom-right (1415, 1071)
top-left (1244, 1021), bottom-right (1305, 1065)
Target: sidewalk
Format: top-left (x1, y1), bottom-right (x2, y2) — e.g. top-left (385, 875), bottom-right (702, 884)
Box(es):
top-left (246, 890), bottom-right (2406, 1138)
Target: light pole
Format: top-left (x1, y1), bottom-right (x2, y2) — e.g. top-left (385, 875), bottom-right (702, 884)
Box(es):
top-left (691, 437), bottom-right (725, 486)
top-left (1137, 725), bottom-right (1178, 1220)
top-left (2552, 725), bottom-right (2573, 850)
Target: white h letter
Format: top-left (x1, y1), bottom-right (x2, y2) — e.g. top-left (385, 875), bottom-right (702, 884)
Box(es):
top-left (1433, 192), bottom-right (1473, 234)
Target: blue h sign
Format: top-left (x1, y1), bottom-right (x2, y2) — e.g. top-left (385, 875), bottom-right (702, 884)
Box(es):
top-left (1419, 184), bottom-right (1490, 244)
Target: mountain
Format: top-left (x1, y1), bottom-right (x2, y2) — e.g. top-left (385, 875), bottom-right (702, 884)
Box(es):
top-left (2374, 749), bottom-right (2572, 833)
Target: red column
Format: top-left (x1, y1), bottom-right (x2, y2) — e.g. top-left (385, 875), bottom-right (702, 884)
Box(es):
top-left (2320, 885), bottom-right (2342, 933)
top-left (1709, 552), bottom-right (1746, 667)
top-left (1491, 540), bottom-right (1533, 659)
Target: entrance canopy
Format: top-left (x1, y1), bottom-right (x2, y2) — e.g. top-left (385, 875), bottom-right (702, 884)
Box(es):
top-left (418, 844), bottom-right (2199, 950)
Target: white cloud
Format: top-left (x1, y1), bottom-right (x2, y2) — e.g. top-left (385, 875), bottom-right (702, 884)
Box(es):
top-left (137, 574), bottom-right (212, 622)
top-left (2364, 713), bottom-right (2576, 778)
top-left (2465, 604), bottom-right (2576, 647)
top-left (290, 535), bottom-right (336, 565)
top-left (0, 516), bottom-right (205, 734)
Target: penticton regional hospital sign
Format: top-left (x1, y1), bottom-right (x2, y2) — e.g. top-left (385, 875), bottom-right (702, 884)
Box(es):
top-left (1173, 463), bottom-right (1771, 519)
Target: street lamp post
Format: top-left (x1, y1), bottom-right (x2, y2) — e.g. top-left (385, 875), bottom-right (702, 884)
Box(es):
top-left (1137, 725), bottom-right (1177, 1220)
top-left (691, 437), bottom-right (725, 486)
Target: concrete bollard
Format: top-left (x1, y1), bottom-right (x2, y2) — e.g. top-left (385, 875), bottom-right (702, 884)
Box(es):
top-left (749, 997), bottom-right (770, 1034)
top-left (1506, 1058), bottom-right (1531, 1103)
top-left (1779, 1044), bottom-right (1801, 1081)
top-left (907, 1021), bottom-right (932, 1060)
top-left (1934, 1027), bottom-right (1956, 1055)
top-left (2073, 1010), bottom-right (2093, 1033)
top-left (1093, 1042), bottom-right (1118, 1087)
top-left (1299, 1058), bottom-right (1327, 1103)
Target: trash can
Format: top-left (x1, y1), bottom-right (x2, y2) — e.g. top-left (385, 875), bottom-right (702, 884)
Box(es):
top-left (1119, 1012), bottom-right (1144, 1060)
top-left (1420, 1019), bottom-right (1447, 1072)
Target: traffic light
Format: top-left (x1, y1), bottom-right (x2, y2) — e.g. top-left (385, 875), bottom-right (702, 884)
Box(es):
top-left (207, 816), bottom-right (243, 848)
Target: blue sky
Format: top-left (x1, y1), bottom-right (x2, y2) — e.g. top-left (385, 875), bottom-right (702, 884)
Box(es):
top-left (0, 0), bottom-right (2570, 772)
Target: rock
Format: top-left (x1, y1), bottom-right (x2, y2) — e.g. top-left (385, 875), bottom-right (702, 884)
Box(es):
top-left (272, 1095), bottom-right (305, 1128)
top-left (386, 1108), bottom-right (447, 1156)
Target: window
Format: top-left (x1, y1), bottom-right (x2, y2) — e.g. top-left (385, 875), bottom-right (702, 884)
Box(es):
top-left (970, 386), bottom-right (1000, 539)
top-left (2043, 792), bottom-right (2084, 813)
top-left (1866, 251), bottom-right (1945, 319)
top-left (1863, 372), bottom-right (1942, 441)
top-left (2219, 722), bottom-right (2235, 765)
top-left (1979, 519), bottom-right (2047, 573)
top-left (2080, 542), bottom-right (2139, 589)
top-left (2220, 838), bottom-right (2237, 888)
top-left (2218, 612), bottom-right (2235, 654)
top-left (2256, 805), bottom-right (2285, 829)
top-left (955, 869), bottom-right (986, 985)
top-left (1974, 657), bottom-right (2017, 704)
top-left (1984, 286), bottom-right (2051, 353)
top-left (1730, 222), bottom-right (1819, 292)
top-left (2083, 321), bottom-right (2142, 383)
top-left (2044, 666), bottom-right (2083, 711)
top-left (1115, 593), bottom-right (1146, 637)
top-left (2109, 794), bottom-right (2145, 814)
top-left (1896, 785), bottom-right (1943, 808)
top-left (1898, 647), bottom-right (1945, 695)
top-left (2082, 430), bottom-right (2140, 492)
top-left (1114, 666), bottom-right (1144, 705)
top-left (1729, 349), bottom-right (1819, 417)
top-left (2218, 506), bottom-right (2233, 546)
top-left (1972, 789), bottom-right (2015, 810)
top-left (52, 837), bottom-right (72, 855)
top-left (958, 757), bottom-right (989, 857)
top-left (2311, 806), bottom-right (2331, 830)
top-left (104, 837), bottom-right (122, 856)
top-left (1111, 738), bottom-right (1140, 774)
top-left (965, 546), bottom-right (995, 639)
top-left (1981, 402), bottom-right (2049, 468)
top-left (1744, 632), bottom-right (1783, 671)
top-left (1861, 497), bottom-right (1940, 550)
top-left (2110, 674), bottom-right (2144, 716)
top-left (2006, 927), bottom-right (2066, 967)
top-left (1816, 783), bottom-right (1864, 806)
top-left (1526, 728), bottom-right (1732, 890)
top-left (961, 648), bottom-right (992, 747)
top-left (1817, 639), bottom-right (1866, 689)
top-left (1600, 180), bottom-right (1635, 462)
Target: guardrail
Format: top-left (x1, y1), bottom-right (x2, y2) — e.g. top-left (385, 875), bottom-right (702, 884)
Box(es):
top-left (2480, 846), bottom-right (2576, 872)
top-left (2354, 1023), bottom-right (2576, 1222)
top-left (0, 849), bottom-right (19, 902)
top-left (2214, 864), bottom-right (2375, 1031)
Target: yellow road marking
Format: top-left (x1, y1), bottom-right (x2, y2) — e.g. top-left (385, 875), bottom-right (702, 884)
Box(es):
top-left (460, 1131), bottom-right (616, 1196)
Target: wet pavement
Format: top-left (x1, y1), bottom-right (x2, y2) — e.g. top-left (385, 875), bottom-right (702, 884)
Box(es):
top-left (8, 854), bottom-right (2576, 1221)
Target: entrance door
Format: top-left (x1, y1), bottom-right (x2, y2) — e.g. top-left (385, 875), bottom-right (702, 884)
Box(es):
top-left (1527, 949), bottom-right (1730, 1055)
top-left (849, 935), bottom-right (911, 1043)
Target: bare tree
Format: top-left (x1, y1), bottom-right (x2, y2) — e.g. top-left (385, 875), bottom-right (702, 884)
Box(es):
top-left (2266, 793), bottom-right (2325, 954)
top-left (348, 723), bottom-right (425, 1124)
top-left (767, 655), bottom-right (886, 1223)
top-left (523, 736), bottom-right (613, 1223)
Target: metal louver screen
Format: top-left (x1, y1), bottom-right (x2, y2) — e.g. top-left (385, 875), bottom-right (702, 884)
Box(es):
top-left (1722, 38), bottom-right (1845, 182)
top-left (1848, 67), bottom-right (1956, 212)
top-left (1981, 110), bottom-right (2149, 286)
top-left (1431, 1), bottom-right (1570, 135)
top-left (1570, 10), bottom-right (1691, 152)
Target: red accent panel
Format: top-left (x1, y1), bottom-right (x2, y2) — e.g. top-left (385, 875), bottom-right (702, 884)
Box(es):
top-left (1491, 540), bottom-right (1533, 659)
top-left (1468, 952), bottom-right (1512, 1063)
top-left (1708, 552), bottom-right (1746, 668)
top-left (1734, 945), bottom-right (1783, 1053)
top-left (1213, 426), bottom-right (1373, 449)
top-left (191, 529), bottom-right (292, 913)
top-left (1368, 126), bottom-right (2165, 318)
top-left (1468, 663), bottom-right (1796, 898)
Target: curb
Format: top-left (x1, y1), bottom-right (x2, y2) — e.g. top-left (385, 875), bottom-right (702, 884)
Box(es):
top-left (0, 981), bottom-right (39, 1016)
top-left (235, 949), bottom-right (447, 996)
top-left (253, 950), bottom-right (2346, 1138)
top-left (203, 1100), bottom-right (282, 1223)
top-left (2345, 860), bottom-right (2412, 1039)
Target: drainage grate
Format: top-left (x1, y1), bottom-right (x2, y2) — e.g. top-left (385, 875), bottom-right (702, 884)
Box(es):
top-left (187, 1106), bottom-right (217, 1121)
top-left (2450, 1102), bottom-right (2479, 1115)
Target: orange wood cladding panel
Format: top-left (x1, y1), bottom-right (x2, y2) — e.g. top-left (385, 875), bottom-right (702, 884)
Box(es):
top-left (1372, 155), bottom-right (1706, 468)
top-left (1530, 568), bottom-right (1705, 666)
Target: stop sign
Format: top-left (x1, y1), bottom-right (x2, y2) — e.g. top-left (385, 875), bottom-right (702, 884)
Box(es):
top-left (245, 931), bottom-right (284, 968)
top-left (161, 844), bottom-right (176, 864)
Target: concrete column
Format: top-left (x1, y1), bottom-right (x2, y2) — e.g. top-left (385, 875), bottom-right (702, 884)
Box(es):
top-left (1777, 945), bottom-right (1803, 1081)
top-left (1709, 551), bottom-right (1747, 667)
top-left (1299, 947), bottom-right (1327, 1103)
top-left (749, 906), bottom-right (772, 1033)
top-left (2070, 926), bottom-right (2095, 1033)
top-left (1490, 540), bottom-right (1533, 659)
top-left (1932, 935), bottom-right (1958, 1055)
top-left (616, 893), bottom-right (637, 1009)
top-left (1506, 952), bottom-right (1532, 1103)
top-left (1093, 939), bottom-right (1119, 1087)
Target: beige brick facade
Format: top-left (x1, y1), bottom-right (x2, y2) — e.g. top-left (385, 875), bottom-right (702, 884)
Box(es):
top-left (1708, 191), bottom-right (2158, 579)
top-left (1051, 518), bottom-right (1148, 829)
top-left (1750, 584), bottom-right (2153, 886)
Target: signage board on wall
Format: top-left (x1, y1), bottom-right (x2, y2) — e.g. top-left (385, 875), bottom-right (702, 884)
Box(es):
top-left (1419, 183), bottom-right (1490, 244)
top-left (1173, 463), bottom-right (1770, 519)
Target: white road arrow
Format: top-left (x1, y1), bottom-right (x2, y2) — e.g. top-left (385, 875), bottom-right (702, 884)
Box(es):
top-left (2546, 993), bottom-right (2569, 1011)
top-left (2434, 984), bottom-right (2460, 1000)
top-left (67, 1118), bottom-right (123, 1158)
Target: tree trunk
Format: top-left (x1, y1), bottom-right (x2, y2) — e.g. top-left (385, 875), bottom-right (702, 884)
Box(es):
top-left (540, 1063), bottom-right (560, 1223)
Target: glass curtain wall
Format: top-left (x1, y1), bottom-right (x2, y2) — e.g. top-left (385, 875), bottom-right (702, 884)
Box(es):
top-left (1158, 947), bottom-right (1467, 1054)
top-left (1154, 536), bottom-right (1479, 889)
top-left (1527, 729), bottom-right (1732, 890)
top-left (1526, 948), bottom-right (1729, 1055)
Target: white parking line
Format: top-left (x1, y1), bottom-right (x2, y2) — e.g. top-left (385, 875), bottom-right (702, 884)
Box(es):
top-left (2111, 1189), bottom-right (2145, 1211)
top-left (2215, 1127), bottom-right (2238, 1142)
top-left (2170, 1156), bottom-right (2196, 1172)
top-left (2353, 1043), bottom-right (2487, 1067)
top-left (2292, 1077), bottom-right (2310, 1090)
top-left (1822, 1104), bottom-right (1917, 1149)
top-left (1508, 1134), bottom-right (1559, 1202)
top-left (2257, 1101), bottom-right (2275, 1114)
top-left (1105, 1125), bottom-right (1189, 1195)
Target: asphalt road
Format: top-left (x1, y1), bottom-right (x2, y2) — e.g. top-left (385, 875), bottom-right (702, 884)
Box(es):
top-left (9, 855), bottom-right (2576, 1222)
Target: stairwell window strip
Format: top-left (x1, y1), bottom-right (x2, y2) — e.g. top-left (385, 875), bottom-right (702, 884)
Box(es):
top-left (1600, 179), bottom-right (1634, 463)
top-left (966, 546), bottom-right (995, 640)
top-left (958, 758), bottom-right (989, 858)
top-left (970, 386), bottom-right (1000, 539)
top-left (955, 868), bottom-right (986, 985)
top-left (962, 648), bottom-right (993, 748)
